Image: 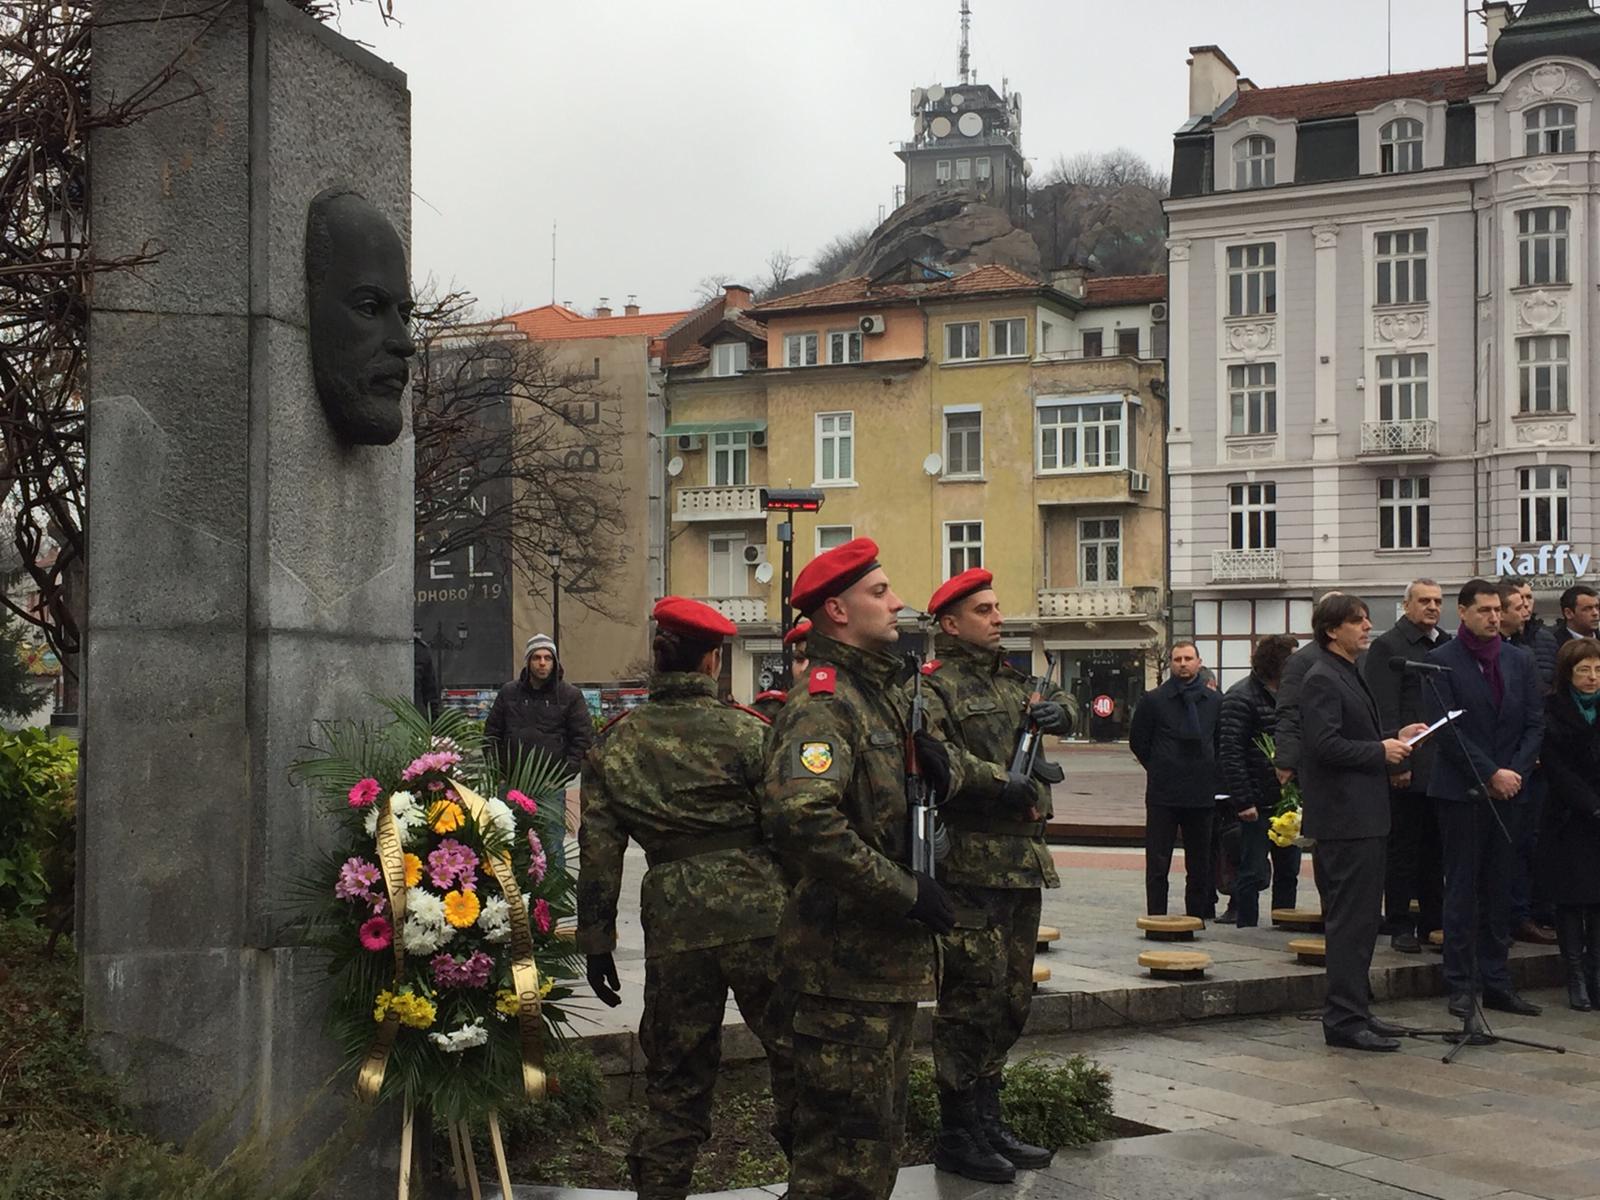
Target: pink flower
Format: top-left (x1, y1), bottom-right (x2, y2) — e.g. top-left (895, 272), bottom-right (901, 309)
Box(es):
top-left (401, 749), bottom-right (463, 782)
top-left (335, 857), bottom-right (382, 903)
top-left (428, 839), bottom-right (479, 892)
top-left (347, 777), bottom-right (381, 809)
top-left (359, 916), bottom-right (393, 951)
top-left (431, 950), bottom-right (494, 989)
top-left (527, 831), bottom-right (548, 885)
top-left (533, 898), bottom-right (552, 934)
top-left (507, 789), bottom-right (537, 815)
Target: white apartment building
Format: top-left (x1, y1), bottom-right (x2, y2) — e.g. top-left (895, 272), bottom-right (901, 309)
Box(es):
top-left (1165, 0), bottom-right (1600, 687)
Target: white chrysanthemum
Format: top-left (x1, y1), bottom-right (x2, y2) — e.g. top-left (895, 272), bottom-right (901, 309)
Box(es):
top-left (401, 914), bottom-right (454, 955)
top-left (365, 790), bottom-right (425, 845)
top-left (406, 887), bottom-right (447, 927)
top-left (477, 895), bottom-right (511, 944)
top-left (428, 1020), bottom-right (488, 1053)
top-left (484, 797), bottom-right (517, 842)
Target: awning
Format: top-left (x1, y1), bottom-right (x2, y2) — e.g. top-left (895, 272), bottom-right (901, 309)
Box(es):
top-left (664, 420), bottom-right (767, 436)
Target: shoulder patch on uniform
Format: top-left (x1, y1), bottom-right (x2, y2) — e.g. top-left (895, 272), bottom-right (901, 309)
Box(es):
top-left (799, 741), bottom-right (834, 774)
top-left (809, 668), bottom-right (837, 697)
top-left (727, 701), bottom-right (772, 726)
top-left (920, 659), bottom-right (943, 675)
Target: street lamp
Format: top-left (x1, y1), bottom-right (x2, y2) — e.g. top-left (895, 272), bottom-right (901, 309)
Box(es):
top-left (546, 544), bottom-right (563, 654)
top-left (760, 487), bottom-right (824, 685)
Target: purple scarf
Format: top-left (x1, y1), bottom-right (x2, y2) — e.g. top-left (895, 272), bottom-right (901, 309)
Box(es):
top-left (1457, 626), bottom-right (1504, 707)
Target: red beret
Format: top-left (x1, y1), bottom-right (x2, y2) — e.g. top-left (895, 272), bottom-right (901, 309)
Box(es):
top-left (651, 595), bottom-right (737, 640)
top-left (783, 620), bottom-right (812, 647)
top-left (789, 537), bottom-right (881, 615)
top-left (928, 567), bottom-right (994, 615)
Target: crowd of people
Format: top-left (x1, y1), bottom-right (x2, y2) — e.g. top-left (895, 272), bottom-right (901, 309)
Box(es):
top-left (1131, 578), bottom-right (1600, 1052)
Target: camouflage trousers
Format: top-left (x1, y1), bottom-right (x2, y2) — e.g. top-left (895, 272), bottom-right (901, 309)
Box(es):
top-left (784, 992), bottom-right (917, 1200)
top-left (629, 937), bottom-right (794, 1200)
top-left (933, 883), bottom-right (1042, 1093)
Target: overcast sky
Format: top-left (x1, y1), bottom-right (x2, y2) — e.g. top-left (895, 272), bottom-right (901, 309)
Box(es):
top-left (332, 0), bottom-right (1487, 319)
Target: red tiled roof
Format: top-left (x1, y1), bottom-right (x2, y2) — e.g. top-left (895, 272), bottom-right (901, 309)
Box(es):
top-left (501, 303), bottom-right (692, 341)
top-left (664, 311), bottom-right (768, 368)
top-left (1081, 274), bottom-right (1167, 307)
top-left (1217, 64), bottom-right (1486, 126)
top-left (749, 263), bottom-right (1049, 316)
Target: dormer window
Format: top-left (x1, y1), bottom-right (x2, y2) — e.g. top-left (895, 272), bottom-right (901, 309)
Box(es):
top-left (1379, 118), bottom-right (1423, 174)
top-left (711, 342), bottom-right (748, 377)
top-left (1525, 104), bottom-right (1577, 156)
top-left (1233, 135), bottom-right (1276, 189)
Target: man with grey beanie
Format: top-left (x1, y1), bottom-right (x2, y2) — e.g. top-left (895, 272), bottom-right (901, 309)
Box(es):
top-left (485, 633), bottom-right (594, 779)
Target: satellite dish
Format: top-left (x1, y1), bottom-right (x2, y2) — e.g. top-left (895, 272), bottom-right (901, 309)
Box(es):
top-left (950, 91), bottom-right (965, 108)
top-left (754, 562), bottom-right (775, 585)
top-left (958, 111), bottom-right (983, 137)
top-left (910, 87), bottom-right (926, 113)
top-left (930, 115), bottom-right (952, 138)
top-left (922, 453), bottom-right (944, 476)
top-left (667, 455), bottom-right (684, 477)
top-left (927, 83), bottom-right (945, 101)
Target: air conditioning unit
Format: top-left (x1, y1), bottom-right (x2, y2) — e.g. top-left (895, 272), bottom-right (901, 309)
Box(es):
top-left (742, 544), bottom-right (768, 566)
top-left (1149, 302), bottom-right (1168, 323)
top-left (750, 430), bottom-right (768, 448)
top-left (676, 434), bottom-right (702, 452)
top-left (1130, 470), bottom-right (1151, 493)
top-left (858, 314), bottom-right (887, 335)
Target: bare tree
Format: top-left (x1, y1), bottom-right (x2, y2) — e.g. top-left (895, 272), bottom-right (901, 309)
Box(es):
top-left (1042, 147), bottom-right (1170, 194)
top-left (1026, 147), bottom-right (1170, 277)
top-left (692, 272), bottom-right (736, 306)
top-left (762, 248), bottom-right (797, 298)
top-left (411, 292), bottom-right (630, 619)
top-left (810, 224), bottom-right (874, 279)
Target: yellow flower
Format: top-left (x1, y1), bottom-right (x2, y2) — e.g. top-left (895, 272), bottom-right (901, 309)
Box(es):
top-left (374, 988), bottom-right (436, 1029)
top-left (403, 853), bottom-right (423, 888)
top-left (429, 799), bottom-right (465, 833)
top-left (443, 888), bottom-right (480, 928)
top-left (495, 989), bottom-right (519, 1016)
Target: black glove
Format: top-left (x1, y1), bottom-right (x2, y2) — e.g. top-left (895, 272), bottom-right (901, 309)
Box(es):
top-left (906, 871), bottom-right (956, 934)
top-left (586, 952), bottom-right (622, 1008)
top-left (912, 730), bottom-right (952, 800)
top-left (1029, 700), bottom-right (1069, 734)
top-left (1030, 754), bottom-right (1065, 786)
top-left (999, 769), bottom-right (1037, 812)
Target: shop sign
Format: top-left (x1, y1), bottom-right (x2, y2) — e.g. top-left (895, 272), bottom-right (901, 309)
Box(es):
top-left (1494, 544), bottom-right (1591, 577)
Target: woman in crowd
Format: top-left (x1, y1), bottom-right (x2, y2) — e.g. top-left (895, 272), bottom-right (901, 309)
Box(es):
top-left (1537, 638), bottom-right (1600, 1011)
top-left (1217, 634), bottom-right (1302, 927)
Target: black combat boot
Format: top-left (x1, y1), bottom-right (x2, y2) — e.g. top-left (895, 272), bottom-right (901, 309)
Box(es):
top-left (977, 1074), bottom-right (1054, 1169)
top-left (1557, 907), bottom-right (1592, 1011)
top-left (934, 1088), bottom-right (1016, 1183)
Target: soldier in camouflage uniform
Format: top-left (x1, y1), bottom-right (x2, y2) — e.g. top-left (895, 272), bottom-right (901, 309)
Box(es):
top-left (762, 537), bottom-right (964, 1200)
top-left (918, 568), bottom-right (1078, 1178)
top-left (577, 596), bottom-right (794, 1200)
top-left (752, 620), bottom-right (811, 721)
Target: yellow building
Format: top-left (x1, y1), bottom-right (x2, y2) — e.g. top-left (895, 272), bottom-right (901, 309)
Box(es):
top-left (662, 267), bottom-right (1168, 734)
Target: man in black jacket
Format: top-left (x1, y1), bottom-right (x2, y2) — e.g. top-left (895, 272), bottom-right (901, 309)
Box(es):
top-left (1555, 584), bottom-right (1600, 646)
top-left (1130, 642), bottom-right (1222, 918)
top-left (485, 634), bottom-right (594, 779)
top-left (1300, 594), bottom-right (1424, 1052)
top-left (1360, 579), bottom-right (1449, 953)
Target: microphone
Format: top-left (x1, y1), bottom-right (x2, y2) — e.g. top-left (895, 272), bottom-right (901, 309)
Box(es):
top-left (1388, 657), bottom-right (1452, 674)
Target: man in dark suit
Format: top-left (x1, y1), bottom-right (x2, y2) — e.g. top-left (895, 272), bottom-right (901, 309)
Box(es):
top-left (1554, 584), bottom-right (1600, 646)
top-left (1130, 642), bottom-right (1222, 918)
top-left (1424, 579), bottom-right (1546, 1018)
top-left (1300, 594), bottom-right (1425, 1051)
top-left (1361, 579), bottom-right (1449, 953)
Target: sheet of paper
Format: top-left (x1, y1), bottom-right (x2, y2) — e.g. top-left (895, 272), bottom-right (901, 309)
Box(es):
top-left (1404, 709), bottom-right (1464, 747)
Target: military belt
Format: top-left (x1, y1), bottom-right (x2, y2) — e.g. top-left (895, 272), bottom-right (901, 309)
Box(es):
top-left (646, 826), bottom-right (764, 868)
top-left (940, 811), bottom-right (1048, 838)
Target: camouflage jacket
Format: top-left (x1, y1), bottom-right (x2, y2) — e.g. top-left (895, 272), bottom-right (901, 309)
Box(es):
top-left (577, 671), bottom-right (787, 959)
top-left (916, 634), bottom-right (1077, 889)
top-left (762, 630), bottom-right (969, 1004)
top-left (750, 690), bottom-right (787, 723)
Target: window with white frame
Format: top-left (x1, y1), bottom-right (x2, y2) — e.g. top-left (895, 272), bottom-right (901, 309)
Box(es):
top-left (1079, 517), bottom-right (1122, 585)
top-left (1233, 135), bottom-right (1276, 189)
top-left (936, 160), bottom-right (952, 183)
top-left (1379, 117), bottom-right (1424, 173)
top-left (707, 531), bottom-right (748, 597)
top-left (1520, 465), bottom-right (1570, 542)
top-left (955, 158), bottom-right (972, 181)
top-left (816, 525), bottom-right (854, 554)
top-left (1378, 477), bottom-right (1430, 550)
top-left (990, 318), bottom-right (1026, 357)
top-left (1518, 334), bottom-right (1570, 413)
top-left (784, 332), bottom-right (819, 367)
top-left (710, 431), bottom-right (749, 486)
top-left (828, 329), bottom-right (862, 364)
top-left (1226, 243), bottom-right (1277, 316)
top-left (1518, 207), bottom-right (1569, 285)
top-left (945, 322), bottom-right (980, 361)
top-left (1375, 229), bottom-right (1428, 305)
top-left (1377, 353), bottom-right (1429, 420)
top-left (944, 410), bottom-right (982, 477)
top-left (816, 411), bottom-right (854, 483)
top-left (1228, 483), bottom-right (1277, 550)
top-left (710, 341), bottom-right (748, 377)
top-left (1525, 103), bottom-right (1577, 156)
top-left (1227, 362), bottom-right (1277, 436)
top-left (943, 521), bottom-right (983, 577)
top-left (976, 157), bottom-right (991, 181)
top-left (1037, 400), bottom-right (1124, 472)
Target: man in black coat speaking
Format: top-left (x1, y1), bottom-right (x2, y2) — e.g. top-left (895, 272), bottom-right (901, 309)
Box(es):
top-left (1300, 594), bottom-right (1425, 1051)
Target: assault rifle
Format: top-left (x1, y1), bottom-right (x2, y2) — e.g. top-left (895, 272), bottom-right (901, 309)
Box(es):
top-left (1008, 654), bottom-right (1064, 818)
top-left (906, 646), bottom-right (942, 875)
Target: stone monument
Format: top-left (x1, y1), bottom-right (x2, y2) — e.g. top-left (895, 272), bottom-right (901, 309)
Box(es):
top-left (81, 1), bottom-right (413, 1188)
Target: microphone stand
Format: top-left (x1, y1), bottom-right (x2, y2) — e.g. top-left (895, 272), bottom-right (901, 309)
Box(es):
top-left (1401, 670), bottom-right (1563, 1063)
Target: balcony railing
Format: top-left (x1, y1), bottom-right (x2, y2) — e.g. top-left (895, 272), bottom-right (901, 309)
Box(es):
top-left (673, 485), bottom-right (765, 522)
top-left (1211, 548), bottom-right (1283, 582)
top-left (1037, 587), bottom-right (1158, 621)
top-left (1360, 419), bottom-right (1438, 456)
top-left (699, 596), bottom-right (768, 624)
